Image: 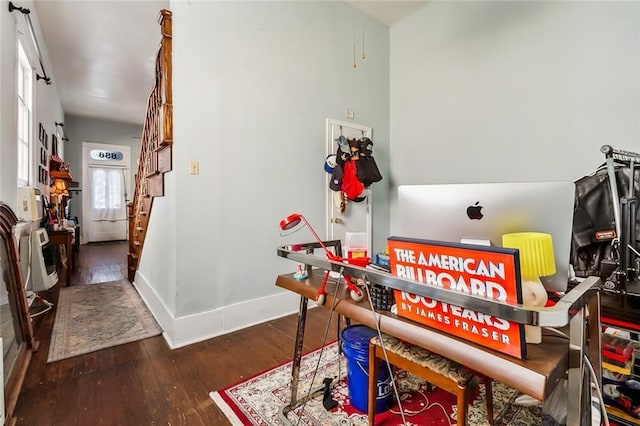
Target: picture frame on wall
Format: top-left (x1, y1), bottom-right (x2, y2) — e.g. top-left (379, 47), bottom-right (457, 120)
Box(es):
top-left (51, 134), bottom-right (58, 156)
top-left (38, 123), bottom-right (44, 143)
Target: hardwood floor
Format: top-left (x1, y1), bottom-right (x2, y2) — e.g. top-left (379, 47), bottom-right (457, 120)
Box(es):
top-left (13, 241), bottom-right (338, 425)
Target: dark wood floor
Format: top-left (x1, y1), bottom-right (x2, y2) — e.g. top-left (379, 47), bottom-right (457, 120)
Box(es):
top-left (13, 241), bottom-right (338, 425)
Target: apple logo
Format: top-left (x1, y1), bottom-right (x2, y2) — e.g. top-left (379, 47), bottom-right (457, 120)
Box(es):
top-left (466, 201), bottom-right (484, 220)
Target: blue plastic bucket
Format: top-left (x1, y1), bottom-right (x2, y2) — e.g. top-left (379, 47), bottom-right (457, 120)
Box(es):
top-left (341, 325), bottom-right (393, 413)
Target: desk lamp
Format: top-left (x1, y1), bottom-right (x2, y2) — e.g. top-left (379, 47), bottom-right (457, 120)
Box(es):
top-left (279, 213), bottom-right (364, 304)
top-left (502, 232), bottom-right (555, 344)
top-left (50, 179), bottom-right (68, 202)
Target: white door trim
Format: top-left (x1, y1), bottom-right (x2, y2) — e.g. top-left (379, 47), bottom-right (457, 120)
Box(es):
top-left (82, 142), bottom-right (132, 243)
top-left (324, 118), bottom-right (372, 254)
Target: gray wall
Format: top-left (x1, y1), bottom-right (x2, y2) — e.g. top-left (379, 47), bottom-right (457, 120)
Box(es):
top-left (139, 1), bottom-right (390, 320)
top-left (389, 1), bottom-right (640, 233)
top-left (63, 115), bottom-right (142, 231)
top-left (0, 0), bottom-right (64, 209)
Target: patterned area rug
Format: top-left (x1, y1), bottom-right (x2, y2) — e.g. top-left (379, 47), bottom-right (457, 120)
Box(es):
top-left (47, 280), bottom-right (162, 363)
top-left (210, 342), bottom-right (542, 425)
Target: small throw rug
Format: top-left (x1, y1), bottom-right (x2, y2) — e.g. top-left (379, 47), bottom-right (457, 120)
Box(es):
top-left (210, 342), bottom-right (542, 425)
top-left (47, 280), bottom-right (162, 363)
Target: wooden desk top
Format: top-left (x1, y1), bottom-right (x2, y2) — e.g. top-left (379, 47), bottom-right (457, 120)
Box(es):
top-left (47, 229), bottom-right (73, 236)
top-left (276, 271), bottom-right (568, 401)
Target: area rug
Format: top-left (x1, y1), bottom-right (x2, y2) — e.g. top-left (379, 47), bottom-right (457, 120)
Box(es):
top-left (47, 280), bottom-right (162, 362)
top-left (210, 342), bottom-right (542, 425)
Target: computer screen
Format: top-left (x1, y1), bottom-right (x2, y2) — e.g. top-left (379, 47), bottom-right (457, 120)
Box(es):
top-left (397, 181), bottom-right (575, 292)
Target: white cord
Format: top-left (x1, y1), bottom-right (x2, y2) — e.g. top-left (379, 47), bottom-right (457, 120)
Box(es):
top-left (25, 229), bottom-right (33, 289)
top-left (545, 327), bottom-right (609, 426)
top-left (583, 354), bottom-right (610, 426)
top-left (388, 389), bottom-right (430, 416)
top-left (29, 304), bottom-right (52, 318)
top-left (543, 327), bottom-right (569, 340)
top-left (363, 277), bottom-right (409, 425)
top-left (294, 268), bottom-right (344, 426)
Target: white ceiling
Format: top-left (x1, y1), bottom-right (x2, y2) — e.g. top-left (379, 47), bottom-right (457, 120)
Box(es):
top-left (347, 1), bottom-right (427, 26)
top-left (34, 1), bottom-right (425, 126)
top-left (34, 0), bottom-right (169, 125)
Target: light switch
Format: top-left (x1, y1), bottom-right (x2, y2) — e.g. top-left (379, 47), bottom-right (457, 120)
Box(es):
top-left (346, 108), bottom-right (354, 119)
top-left (189, 161), bottom-right (199, 175)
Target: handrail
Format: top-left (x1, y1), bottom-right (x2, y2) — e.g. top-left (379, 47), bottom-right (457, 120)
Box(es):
top-left (127, 9), bottom-right (172, 281)
top-left (277, 243), bottom-right (601, 327)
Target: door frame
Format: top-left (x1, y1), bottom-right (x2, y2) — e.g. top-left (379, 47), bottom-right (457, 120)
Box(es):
top-left (325, 118), bottom-right (372, 254)
top-left (82, 142), bottom-right (132, 244)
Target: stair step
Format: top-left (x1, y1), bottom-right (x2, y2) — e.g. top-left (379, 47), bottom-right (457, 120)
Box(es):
top-left (136, 227), bottom-right (144, 232)
top-left (133, 241), bottom-right (141, 247)
top-left (128, 253), bottom-right (139, 260)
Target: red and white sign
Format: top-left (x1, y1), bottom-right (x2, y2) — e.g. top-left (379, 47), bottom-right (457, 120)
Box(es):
top-left (388, 236), bottom-right (526, 359)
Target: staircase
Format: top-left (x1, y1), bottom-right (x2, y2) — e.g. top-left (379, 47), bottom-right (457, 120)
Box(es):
top-left (127, 9), bottom-right (173, 282)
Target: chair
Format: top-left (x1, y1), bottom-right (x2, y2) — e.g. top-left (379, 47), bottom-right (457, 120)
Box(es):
top-left (368, 333), bottom-right (493, 426)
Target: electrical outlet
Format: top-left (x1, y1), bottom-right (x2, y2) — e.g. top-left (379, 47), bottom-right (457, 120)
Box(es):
top-left (346, 108), bottom-right (354, 119)
top-left (189, 161), bottom-right (199, 175)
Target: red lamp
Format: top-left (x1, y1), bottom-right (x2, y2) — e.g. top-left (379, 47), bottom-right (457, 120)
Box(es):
top-left (279, 213), bottom-right (365, 304)
top-left (280, 213), bottom-right (333, 258)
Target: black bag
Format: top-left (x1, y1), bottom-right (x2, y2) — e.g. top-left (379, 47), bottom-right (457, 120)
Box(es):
top-left (571, 163), bottom-right (640, 278)
top-left (355, 137), bottom-right (382, 187)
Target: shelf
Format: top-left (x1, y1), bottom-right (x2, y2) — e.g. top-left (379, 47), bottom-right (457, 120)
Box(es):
top-left (50, 170), bottom-right (73, 181)
top-left (607, 405), bottom-right (640, 425)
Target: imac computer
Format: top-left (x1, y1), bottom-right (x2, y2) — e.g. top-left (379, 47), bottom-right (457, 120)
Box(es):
top-left (397, 181), bottom-right (575, 292)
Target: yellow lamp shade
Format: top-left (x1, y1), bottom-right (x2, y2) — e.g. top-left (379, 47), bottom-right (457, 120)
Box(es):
top-left (502, 232), bottom-right (556, 279)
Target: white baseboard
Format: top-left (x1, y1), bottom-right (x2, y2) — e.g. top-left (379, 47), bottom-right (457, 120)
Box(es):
top-left (133, 271), bottom-right (304, 349)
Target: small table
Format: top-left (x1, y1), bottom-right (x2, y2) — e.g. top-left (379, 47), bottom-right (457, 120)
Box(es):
top-left (47, 229), bottom-right (73, 286)
top-left (275, 271), bottom-right (601, 426)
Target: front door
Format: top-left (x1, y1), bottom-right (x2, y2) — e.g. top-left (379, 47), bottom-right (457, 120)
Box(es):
top-left (82, 143), bottom-right (131, 242)
top-left (325, 118), bottom-right (372, 255)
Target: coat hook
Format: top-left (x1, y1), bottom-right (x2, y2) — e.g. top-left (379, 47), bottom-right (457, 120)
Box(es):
top-left (361, 22), bottom-right (366, 60)
top-left (352, 42), bottom-right (357, 68)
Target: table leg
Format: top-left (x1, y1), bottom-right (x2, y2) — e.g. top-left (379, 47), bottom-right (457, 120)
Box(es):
top-left (65, 236), bottom-right (72, 286)
top-left (290, 295), bottom-right (308, 405)
top-left (587, 292), bottom-right (602, 393)
top-left (278, 295), bottom-right (309, 423)
top-left (567, 303), bottom-right (590, 426)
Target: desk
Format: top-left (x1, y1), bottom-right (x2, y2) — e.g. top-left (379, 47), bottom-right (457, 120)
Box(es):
top-left (275, 269), bottom-right (601, 426)
top-left (47, 229), bottom-right (73, 286)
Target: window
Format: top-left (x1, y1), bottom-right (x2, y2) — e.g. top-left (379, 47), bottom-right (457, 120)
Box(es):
top-left (56, 131), bottom-right (64, 160)
top-left (90, 167), bottom-right (126, 221)
top-left (16, 40), bottom-right (32, 187)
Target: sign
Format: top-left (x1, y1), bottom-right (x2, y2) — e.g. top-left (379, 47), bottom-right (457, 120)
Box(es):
top-left (90, 149), bottom-right (124, 161)
top-left (388, 236), bottom-right (526, 359)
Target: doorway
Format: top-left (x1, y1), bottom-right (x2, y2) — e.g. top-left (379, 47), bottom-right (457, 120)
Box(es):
top-left (325, 118), bottom-right (372, 254)
top-left (82, 142), bottom-right (131, 243)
